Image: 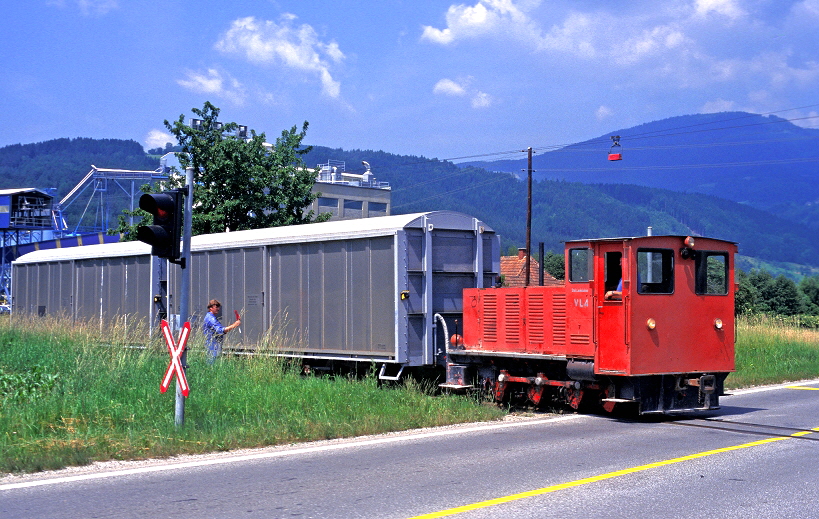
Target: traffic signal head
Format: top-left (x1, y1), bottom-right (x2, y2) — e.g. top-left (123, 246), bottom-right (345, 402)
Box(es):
top-left (137, 190), bottom-right (182, 260)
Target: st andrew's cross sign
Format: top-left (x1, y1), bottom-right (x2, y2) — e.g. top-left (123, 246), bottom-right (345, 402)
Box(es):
top-left (160, 319), bottom-right (190, 397)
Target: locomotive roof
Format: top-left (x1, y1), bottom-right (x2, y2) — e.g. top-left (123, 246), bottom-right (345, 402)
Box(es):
top-left (13, 210), bottom-right (494, 264)
top-left (565, 235), bottom-right (738, 245)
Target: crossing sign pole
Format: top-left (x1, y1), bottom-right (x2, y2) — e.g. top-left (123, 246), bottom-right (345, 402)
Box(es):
top-left (173, 166), bottom-right (194, 426)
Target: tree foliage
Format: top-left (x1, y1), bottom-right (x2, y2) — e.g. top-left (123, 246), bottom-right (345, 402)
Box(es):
top-left (543, 251), bottom-right (565, 280)
top-left (164, 101), bottom-right (327, 236)
top-left (107, 184), bottom-right (156, 241)
top-left (735, 269), bottom-right (806, 316)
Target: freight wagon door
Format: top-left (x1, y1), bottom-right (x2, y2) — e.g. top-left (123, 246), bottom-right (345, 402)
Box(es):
top-left (596, 245), bottom-right (628, 374)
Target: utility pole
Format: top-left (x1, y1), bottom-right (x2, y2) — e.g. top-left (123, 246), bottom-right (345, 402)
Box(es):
top-left (175, 166), bottom-right (194, 426)
top-left (525, 147), bottom-right (533, 287)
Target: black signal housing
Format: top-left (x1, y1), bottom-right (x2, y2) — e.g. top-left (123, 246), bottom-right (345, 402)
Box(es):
top-left (137, 190), bottom-right (183, 262)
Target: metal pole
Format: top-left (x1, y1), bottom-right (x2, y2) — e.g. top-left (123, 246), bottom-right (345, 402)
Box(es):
top-left (175, 166), bottom-right (194, 426)
top-left (525, 147), bottom-right (533, 287)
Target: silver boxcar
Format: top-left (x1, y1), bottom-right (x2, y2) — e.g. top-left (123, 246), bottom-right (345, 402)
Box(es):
top-left (12, 211), bottom-right (499, 368)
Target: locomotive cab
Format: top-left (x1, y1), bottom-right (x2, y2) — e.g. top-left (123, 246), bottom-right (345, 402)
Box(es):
top-left (453, 235), bottom-right (737, 414)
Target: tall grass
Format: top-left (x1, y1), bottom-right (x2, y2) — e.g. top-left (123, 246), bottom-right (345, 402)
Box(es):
top-left (730, 314), bottom-right (819, 388)
top-left (6, 313), bottom-right (816, 473)
top-left (0, 315), bottom-right (503, 474)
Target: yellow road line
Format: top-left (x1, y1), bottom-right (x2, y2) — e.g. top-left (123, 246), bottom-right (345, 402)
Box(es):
top-left (408, 426), bottom-right (819, 519)
top-left (787, 386), bottom-right (819, 390)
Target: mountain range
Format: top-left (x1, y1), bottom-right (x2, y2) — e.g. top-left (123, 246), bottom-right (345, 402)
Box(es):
top-left (460, 112), bottom-right (819, 228)
top-left (2, 111), bottom-right (818, 277)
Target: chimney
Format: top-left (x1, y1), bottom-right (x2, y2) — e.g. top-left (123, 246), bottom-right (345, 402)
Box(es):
top-left (518, 248), bottom-right (527, 260)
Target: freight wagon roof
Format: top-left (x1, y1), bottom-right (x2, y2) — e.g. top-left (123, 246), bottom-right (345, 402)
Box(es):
top-left (13, 211), bottom-right (493, 264)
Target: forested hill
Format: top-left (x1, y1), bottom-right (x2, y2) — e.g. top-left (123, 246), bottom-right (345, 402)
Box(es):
top-left (460, 112), bottom-right (819, 227)
top-left (2, 135), bottom-right (819, 275)
top-left (304, 146), bottom-right (819, 275)
top-left (0, 138), bottom-right (158, 196)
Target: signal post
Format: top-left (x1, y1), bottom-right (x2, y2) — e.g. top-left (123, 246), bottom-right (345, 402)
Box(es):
top-left (137, 167), bottom-right (194, 426)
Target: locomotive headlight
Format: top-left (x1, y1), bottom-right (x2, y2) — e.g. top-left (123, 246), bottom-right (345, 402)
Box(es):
top-left (684, 236), bottom-right (696, 248)
top-left (714, 318), bottom-right (724, 330)
top-left (646, 318), bottom-right (657, 330)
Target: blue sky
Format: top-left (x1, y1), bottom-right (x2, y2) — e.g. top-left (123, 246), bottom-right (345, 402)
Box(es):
top-left (3, 0), bottom-right (818, 161)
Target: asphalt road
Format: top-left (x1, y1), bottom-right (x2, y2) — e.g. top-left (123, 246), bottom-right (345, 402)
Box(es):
top-left (3, 381), bottom-right (819, 519)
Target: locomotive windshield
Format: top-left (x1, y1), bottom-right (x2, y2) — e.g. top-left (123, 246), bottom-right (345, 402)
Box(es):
top-left (695, 251), bottom-right (729, 295)
top-left (569, 248), bottom-right (592, 282)
top-left (636, 248), bottom-right (674, 294)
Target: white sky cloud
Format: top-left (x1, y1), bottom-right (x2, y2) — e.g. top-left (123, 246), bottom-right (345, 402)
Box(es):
top-left (145, 130), bottom-right (174, 150)
top-left (471, 92), bottom-right (492, 108)
top-left (433, 77), bottom-right (492, 108)
top-left (421, 0), bottom-right (817, 100)
top-left (701, 98), bottom-right (736, 113)
top-left (47, 0), bottom-right (118, 16)
top-left (792, 0), bottom-right (819, 18)
top-left (4, 1), bottom-right (818, 160)
top-left (538, 12), bottom-right (597, 57)
top-left (596, 105), bottom-right (613, 120)
top-left (694, 0), bottom-right (746, 20)
top-left (433, 78), bottom-right (467, 96)
top-left (798, 111), bottom-right (819, 129)
top-left (176, 68), bottom-right (247, 106)
top-left (421, 0), bottom-right (542, 46)
top-left (215, 15), bottom-right (345, 99)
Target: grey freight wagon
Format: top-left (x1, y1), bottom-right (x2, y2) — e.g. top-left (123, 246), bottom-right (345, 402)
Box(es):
top-left (12, 211), bottom-right (499, 370)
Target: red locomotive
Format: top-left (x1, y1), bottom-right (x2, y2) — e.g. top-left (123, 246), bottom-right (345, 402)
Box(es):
top-left (444, 235), bottom-right (736, 414)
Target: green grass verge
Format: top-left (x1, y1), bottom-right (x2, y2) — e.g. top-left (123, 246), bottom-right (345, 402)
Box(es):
top-left (729, 315), bottom-right (819, 389)
top-left (0, 316), bottom-right (503, 474)
top-left (4, 314), bottom-right (819, 474)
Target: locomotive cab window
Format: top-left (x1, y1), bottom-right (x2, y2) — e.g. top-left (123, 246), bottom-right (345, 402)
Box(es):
top-left (605, 252), bottom-right (622, 292)
top-left (637, 249), bottom-right (674, 294)
top-left (695, 251), bottom-right (728, 295)
top-left (569, 248), bottom-right (592, 282)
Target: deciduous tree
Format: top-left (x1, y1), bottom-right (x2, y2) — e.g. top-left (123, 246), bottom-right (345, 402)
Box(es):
top-left (164, 101), bottom-right (327, 236)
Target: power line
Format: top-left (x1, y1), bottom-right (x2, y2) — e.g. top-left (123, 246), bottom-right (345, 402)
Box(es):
top-left (535, 156), bottom-right (819, 173)
top-left (388, 105), bottom-right (819, 207)
top-left (443, 108), bottom-right (819, 163)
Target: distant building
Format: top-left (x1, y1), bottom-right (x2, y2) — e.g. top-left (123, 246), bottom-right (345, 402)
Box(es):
top-left (162, 154), bottom-right (392, 222)
top-left (0, 188), bottom-right (54, 231)
top-left (500, 248), bottom-right (562, 287)
top-left (0, 188), bottom-right (56, 302)
top-left (308, 160), bottom-right (391, 221)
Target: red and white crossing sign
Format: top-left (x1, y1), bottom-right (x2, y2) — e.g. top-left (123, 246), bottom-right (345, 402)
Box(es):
top-left (160, 319), bottom-right (190, 397)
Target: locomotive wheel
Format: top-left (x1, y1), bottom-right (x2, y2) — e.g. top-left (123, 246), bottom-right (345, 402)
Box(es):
top-left (565, 386), bottom-right (584, 409)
